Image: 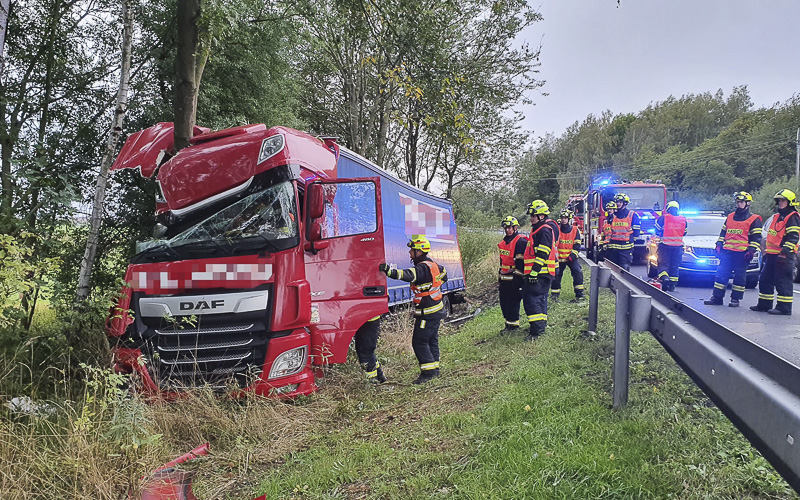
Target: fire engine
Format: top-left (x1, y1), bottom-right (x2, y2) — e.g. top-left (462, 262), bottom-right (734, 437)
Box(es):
top-left (581, 179), bottom-right (669, 262)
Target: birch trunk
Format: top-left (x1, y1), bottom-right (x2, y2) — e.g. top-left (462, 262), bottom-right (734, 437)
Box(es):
top-left (76, 0), bottom-right (133, 302)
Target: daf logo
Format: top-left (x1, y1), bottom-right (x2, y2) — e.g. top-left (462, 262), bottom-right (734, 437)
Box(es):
top-left (179, 299), bottom-right (224, 311)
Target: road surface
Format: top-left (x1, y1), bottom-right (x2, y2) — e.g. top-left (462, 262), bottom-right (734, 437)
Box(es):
top-left (628, 264), bottom-right (800, 366)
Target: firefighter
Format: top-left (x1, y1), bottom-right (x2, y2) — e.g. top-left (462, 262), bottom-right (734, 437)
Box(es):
top-left (354, 316), bottom-right (387, 383)
top-left (704, 192), bottom-right (762, 307)
top-left (598, 201), bottom-right (616, 261)
top-left (750, 189), bottom-right (800, 315)
top-left (522, 200), bottom-right (558, 340)
top-left (379, 235), bottom-right (448, 384)
top-left (654, 200), bottom-right (687, 291)
top-left (551, 209), bottom-right (584, 302)
top-left (497, 216), bottom-right (528, 331)
top-left (606, 193), bottom-right (641, 271)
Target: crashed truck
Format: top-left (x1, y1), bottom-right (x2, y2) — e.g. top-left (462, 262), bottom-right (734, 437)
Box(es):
top-left (107, 123), bottom-right (466, 397)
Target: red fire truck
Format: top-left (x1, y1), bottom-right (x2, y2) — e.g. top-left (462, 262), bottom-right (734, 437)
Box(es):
top-left (582, 179), bottom-right (668, 262)
top-left (106, 123), bottom-right (465, 397)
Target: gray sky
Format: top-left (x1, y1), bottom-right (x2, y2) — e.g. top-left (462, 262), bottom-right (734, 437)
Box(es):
top-left (520, 0), bottom-right (800, 139)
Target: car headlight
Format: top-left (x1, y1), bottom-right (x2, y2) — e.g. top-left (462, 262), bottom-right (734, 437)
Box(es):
top-left (683, 245), bottom-right (693, 255)
top-left (268, 346), bottom-right (307, 379)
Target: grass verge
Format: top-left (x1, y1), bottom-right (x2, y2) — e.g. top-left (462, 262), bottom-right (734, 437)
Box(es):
top-left (253, 284), bottom-right (795, 499)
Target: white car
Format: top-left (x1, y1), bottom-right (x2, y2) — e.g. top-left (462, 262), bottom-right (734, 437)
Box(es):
top-left (646, 213), bottom-right (760, 288)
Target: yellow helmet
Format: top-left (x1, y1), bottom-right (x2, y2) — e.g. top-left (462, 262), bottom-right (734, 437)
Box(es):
top-left (501, 216), bottom-right (519, 228)
top-left (559, 209), bottom-right (574, 219)
top-left (734, 191), bottom-right (753, 203)
top-left (526, 199), bottom-right (550, 216)
top-left (605, 201), bottom-right (617, 210)
top-left (774, 189), bottom-right (797, 206)
top-left (407, 235), bottom-right (431, 253)
top-left (614, 193), bottom-right (630, 204)
top-left (665, 200), bottom-right (680, 211)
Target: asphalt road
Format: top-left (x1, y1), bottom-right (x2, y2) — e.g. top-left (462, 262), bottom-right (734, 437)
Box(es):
top-left (629, 264), bottom-right (800, 367)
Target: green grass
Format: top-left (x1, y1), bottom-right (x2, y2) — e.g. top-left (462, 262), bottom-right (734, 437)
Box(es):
top-left (253, 283), bottom-right (796, 499)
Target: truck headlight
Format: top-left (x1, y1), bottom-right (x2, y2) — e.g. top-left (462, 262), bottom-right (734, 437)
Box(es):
top-left (258, 134), bottom-right (285, 164)
top-left (268, 346), bottom-right (307, 379)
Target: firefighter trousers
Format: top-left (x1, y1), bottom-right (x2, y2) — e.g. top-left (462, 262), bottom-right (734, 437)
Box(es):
top-left (551, 259), bottom-right (584, 297)
top-left (712, 249), bottom-right (748, 300)
top-left (522, 275), bottom-right (552, 336)
top-left (606, 247), bottom-right (633, 271)
top-left (657, 243), bottom-right (682, 290)
top-left (412, 317), bottom-right (441, 371)
top-left (354, 316), bottom-right (382, 378)
top-left (756, 254), bottom-right (794, 313)
top-left (498, 275), bottom-right (523, 328)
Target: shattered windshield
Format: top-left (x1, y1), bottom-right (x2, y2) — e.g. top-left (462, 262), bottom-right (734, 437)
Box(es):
top-left (168, 181), bottom-right (298, 247)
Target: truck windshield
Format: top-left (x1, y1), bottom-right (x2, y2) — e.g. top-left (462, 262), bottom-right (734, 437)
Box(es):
top-left (623, 187), bottom-right (665, 211)
top-left (169, 181), bottom-right (298, 247)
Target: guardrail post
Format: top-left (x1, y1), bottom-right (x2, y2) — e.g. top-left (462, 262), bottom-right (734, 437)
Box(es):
top-left (588, 263), bottom-right (599, 334)
top-left (613, 288), bottom-right (631, 408)
top-left (629, 294), bottom-right (652, 331)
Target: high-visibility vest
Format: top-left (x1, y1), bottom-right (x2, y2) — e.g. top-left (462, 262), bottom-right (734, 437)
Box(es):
top-left (523, 224), bottom-right (557, 276)
top-left (766, 212), bottom-right (799, 254)
top-left (723, 213), bottom-right (758, 252)
top-left (498, 233), bottom-right (527, 275)
top-left (557, 225), bottom-right (578, 262)
top-left (410, 261), bottom-right (444, 306)
top-left (661, 213), bottom-right (687, 246)
top-left (602, 217), bottom-right (613, 242)
top-left (608, 212), bottom-right (634, 249)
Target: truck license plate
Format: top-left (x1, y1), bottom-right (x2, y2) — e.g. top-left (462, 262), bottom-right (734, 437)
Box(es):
top-left (708, 258), bottom-right (719, 266)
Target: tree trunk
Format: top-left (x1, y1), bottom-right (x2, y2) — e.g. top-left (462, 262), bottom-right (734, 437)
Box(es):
top-left (0, 0), bottom-right (9, 80)
top-left (174, 0), bottom-right (201, 152)
top-left (76, 0), bottom-right (134, 302)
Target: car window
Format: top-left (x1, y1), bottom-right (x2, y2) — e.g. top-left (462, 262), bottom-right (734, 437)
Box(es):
top-left (684, 218), bottom-right (724, 236)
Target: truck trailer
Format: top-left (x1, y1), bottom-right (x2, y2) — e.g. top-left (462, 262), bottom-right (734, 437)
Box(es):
top-left (106, 123), bottom-right (465, 397)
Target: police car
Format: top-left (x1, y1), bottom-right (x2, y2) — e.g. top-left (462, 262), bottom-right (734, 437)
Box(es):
top-left (646, 211), bottom-right (760, 287)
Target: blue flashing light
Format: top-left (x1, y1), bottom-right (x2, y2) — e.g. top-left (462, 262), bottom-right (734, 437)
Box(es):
top-left (599, 179), bottom-right (610, 186)
top-left (679, 210), bottom-right (698, 215)
top-left (697, 259), bottom-right (707, 264)
top-left (640, 214), bottom-right (651, 219)
top-left (647, 229), bottom-right (655, 234)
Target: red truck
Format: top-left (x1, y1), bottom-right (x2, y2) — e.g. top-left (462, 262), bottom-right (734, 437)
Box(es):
top-left (106, 123), bottom-right (465, 397)
top-left (582, 179), bottom-right (669, 262)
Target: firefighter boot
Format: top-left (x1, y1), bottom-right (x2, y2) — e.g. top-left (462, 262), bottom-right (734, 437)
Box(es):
top-left (413, 369), bottom-right (440, 385)
top-left (375, 367), bottom-right (387, 384)
top-left (570, 292), bottom-right (585, 303)
top-left (728, 298), bottom-right (740, 307)
top-left (767, 308), bottom-right (791, 316)
top-left (704, 296), bottom-right (723, 306)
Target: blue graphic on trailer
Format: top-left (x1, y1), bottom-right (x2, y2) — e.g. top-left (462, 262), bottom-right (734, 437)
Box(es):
top-left (336, 149), bottom-right (466, 306)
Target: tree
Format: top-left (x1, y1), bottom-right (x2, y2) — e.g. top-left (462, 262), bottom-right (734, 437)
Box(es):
top-left (76, 0), bottom-right (134, 302)
top-left (173, 0), bottom-right (203, 151)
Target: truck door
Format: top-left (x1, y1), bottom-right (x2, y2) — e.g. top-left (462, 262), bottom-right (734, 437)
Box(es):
top-left (303, 178), bottom-right (388, 365)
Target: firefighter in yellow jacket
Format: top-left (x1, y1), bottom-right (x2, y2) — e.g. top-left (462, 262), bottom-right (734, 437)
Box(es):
top-left (379, 235), bottom-right (448, 384)
top-left (522, 200), bottom-right (558, 340)
top-left (751, 189), bottom-right (800, 315)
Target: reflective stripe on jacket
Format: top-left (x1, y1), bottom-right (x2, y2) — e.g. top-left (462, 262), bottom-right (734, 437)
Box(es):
top-left (410, 261), bottom-right (444, 315)
top-left (723, 213), bottom-right (759, 252)
top-left (608, 212), bottom-right (634, 249)
top-left (523, 224), bottom-right (557, 276)
top-left (662, 213), bottom-right (687, 246)
top-left (557, 225), bottom-right (578, 262)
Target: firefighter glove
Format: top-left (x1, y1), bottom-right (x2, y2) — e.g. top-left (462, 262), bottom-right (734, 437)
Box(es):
top-left (715, 243), bottom-right (722, 256)
top-left (744, 249), bottom-right (755, 262)
top-left (379, 263), bottom-right (390, 274)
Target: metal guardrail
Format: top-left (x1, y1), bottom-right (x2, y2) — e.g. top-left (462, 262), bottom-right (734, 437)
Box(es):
top-left (580, 254), bottom-right (800, 493)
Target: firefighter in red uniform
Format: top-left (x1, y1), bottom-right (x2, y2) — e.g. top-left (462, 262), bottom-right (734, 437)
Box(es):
top-left (354, 316), bottom-right (386, 383)
top-left (522, 200), bottom-right (558, 340)
top-left (598, 201), bottom-right (616, 261)
top-left (606, 193), bottom-right (641, 271)
top-left (654, 201), bottom-right (687, 292)
top-left (551, 209), bottom-right (584, 302)
top-left (751, 189), bottom-right (800, 315)
top-left (704, 192), bottom-right (762, 307)
top-left (379, 235), bottom-right (448, 384)
top-left (498, 216), bottom-right (528, 331)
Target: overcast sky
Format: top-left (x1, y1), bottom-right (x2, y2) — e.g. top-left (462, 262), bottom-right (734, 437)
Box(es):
top-left (519, 0), bottom-right (800, 139)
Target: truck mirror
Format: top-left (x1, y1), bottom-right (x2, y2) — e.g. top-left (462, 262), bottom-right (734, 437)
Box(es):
top-left (307, 221), bottom-right (322, 242)
top-left (307, 183), bottom-right (324, 220)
